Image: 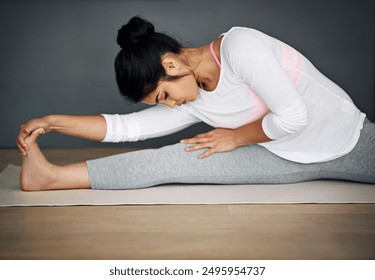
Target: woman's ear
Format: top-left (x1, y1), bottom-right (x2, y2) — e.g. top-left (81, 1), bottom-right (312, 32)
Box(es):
top-left (162, 56), bottom-right (180, 75)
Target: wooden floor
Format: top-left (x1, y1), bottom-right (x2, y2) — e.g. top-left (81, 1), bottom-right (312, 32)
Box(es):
top-left (0, 148), bottom-right (374, 260)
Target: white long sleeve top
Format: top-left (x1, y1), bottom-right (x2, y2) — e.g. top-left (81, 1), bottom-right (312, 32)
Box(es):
top-left (102, 26), bottom-right (366, 164)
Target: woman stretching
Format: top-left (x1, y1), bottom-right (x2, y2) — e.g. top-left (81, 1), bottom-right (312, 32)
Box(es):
top-left (17, 16), bottom-right (375, 191)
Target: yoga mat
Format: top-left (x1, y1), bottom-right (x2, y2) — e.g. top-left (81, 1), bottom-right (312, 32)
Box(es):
top-left (0, 164), bottom-right (375, 207)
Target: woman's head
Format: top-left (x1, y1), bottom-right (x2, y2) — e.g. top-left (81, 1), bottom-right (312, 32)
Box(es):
top-left (115, 16), bottom-right (198, 107)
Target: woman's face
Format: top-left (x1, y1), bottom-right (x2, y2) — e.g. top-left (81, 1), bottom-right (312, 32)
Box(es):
top-left (141, 55), bottom-right (199, 108)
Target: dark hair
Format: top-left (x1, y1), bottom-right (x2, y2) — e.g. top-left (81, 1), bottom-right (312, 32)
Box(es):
top-left (115, 16), bottom-right (186, 103)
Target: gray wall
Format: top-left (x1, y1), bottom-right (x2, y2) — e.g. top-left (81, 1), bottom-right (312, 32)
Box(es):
top-left (0, 0), bottom-right (374, 148)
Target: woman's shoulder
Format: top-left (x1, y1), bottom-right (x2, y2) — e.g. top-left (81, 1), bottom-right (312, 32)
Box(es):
top-left (221, 26), bottom-right (270, 59)
top-left (222, 26), bottom-right (265, 44)
top-left (222, 26), bottom-right (270, 52)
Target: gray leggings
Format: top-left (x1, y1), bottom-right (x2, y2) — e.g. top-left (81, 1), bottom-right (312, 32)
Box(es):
top-left (86, 119), bottom-right (375, 189)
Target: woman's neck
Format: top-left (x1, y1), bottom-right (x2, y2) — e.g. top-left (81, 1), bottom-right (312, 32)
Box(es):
top-left (180, 45), bottom-right (220, 91)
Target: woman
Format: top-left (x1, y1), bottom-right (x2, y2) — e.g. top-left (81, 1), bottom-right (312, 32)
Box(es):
top-left (17, 16), bottom-right (375, 191)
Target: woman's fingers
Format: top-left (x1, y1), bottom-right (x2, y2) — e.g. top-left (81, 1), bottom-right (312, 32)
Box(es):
top-left (185, 142), bottom-right (211, 151)
top-left (184, 143), bottom-right (216, 158)
top-left (21, 124), bottom-right (36, 139)
top-left (17, 125), bottom-right (27, 155)
top-left (187, 144), bottom-right (217, 158)
top-left (183, 139), bottom-right (218, 158)
top-left (17, 119), bottom-right (47, 156)
top-left (181, 133), bottom-right (216, 157)
top-left (16, 142), bottom-right (27, 157)
top-left (16, 128), bottom-right (45, 157)
top-left (181, 139), bottom-right (197, 144)
top-left (198, 149), bottom-right (215, 159)
top-left (181, 128), bottom-right (238, 159)
top-left (180, 135), bottom-right (210, 144)
top-left (17, 124), bottom-right (30, 156)
top-left (20, 125), bottom-right (28, 137)
top-left (17, 124), bottom-right (31, 152)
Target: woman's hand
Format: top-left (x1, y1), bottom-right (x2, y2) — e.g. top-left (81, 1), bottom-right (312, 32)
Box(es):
top-left (180, 128), bottom-right (240, 158)
top-left (17, 116), bottom-right (50, 156)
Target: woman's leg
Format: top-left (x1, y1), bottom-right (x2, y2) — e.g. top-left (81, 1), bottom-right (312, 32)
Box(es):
top-left (20, 128), bottom-right (90, 191)
top-left (318, 119), bottom-right (375, 183)
top-left (87, 119), bottom-right (375, 190)
top-left (20, 120), bottom-right (375, 191)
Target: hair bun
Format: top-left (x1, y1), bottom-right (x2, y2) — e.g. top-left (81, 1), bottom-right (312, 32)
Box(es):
top-left (117, 16), bottom-right (155, 49)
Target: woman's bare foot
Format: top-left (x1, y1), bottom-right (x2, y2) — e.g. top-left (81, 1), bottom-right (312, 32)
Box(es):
top-left (19, 128), bottom-right (58, 191)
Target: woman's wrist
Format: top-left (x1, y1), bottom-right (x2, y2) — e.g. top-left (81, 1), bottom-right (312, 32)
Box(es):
top-left (233, 127), bottom-right (251, 148)
top-left (43, 115), bottom-right (56, 132)
top-left (233, 119), bottom-right (272, 147)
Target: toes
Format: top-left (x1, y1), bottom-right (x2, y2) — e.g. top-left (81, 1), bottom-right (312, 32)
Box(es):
top-left (26, 128), bottom-right (46, 143)
top-left (34, 127), bottom-right (46, 135)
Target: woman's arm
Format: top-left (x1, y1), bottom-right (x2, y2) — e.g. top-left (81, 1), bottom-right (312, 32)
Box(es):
top-left (17, 105), bottom-right (200, 156)
top-left (48, 115), bottom-right (106, 140)
top-left (100, 105), bottom-right (200, 143)
top-left (17, 115), bottom-right (106, 156)
top-left (228, 28), bottom-right (308, 140)
top-left (233, 118), bottom-right (271, 146)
